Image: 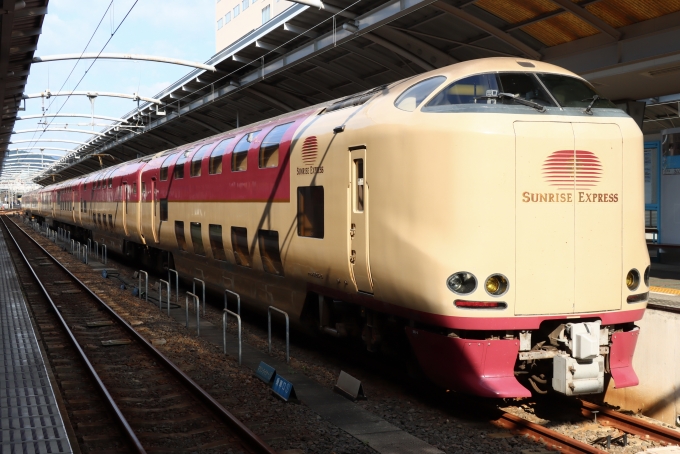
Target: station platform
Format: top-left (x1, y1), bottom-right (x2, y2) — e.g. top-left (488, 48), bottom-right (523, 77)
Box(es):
top-left (648, 263), bottom-right (680, 309)
top-left (0, 231), bottom-right (73, 453)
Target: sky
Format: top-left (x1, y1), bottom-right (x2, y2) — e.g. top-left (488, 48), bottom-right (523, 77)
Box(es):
top-left (6, 0), bottom-right (217, 183)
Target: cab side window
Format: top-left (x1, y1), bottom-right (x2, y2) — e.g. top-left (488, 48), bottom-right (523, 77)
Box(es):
top-left (394, 76), bottom-right (446, 111)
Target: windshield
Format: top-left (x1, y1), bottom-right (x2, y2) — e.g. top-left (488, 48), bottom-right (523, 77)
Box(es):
top-left (423, 72), bottom-right (616, 111)
top-left (426, 72), bottom-right (556, 108)
top-left (535, 74), bottom-right (616, 108)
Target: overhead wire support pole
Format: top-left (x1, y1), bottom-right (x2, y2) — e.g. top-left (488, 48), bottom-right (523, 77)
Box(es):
top-left (32, 54), bottom-right (217, 72)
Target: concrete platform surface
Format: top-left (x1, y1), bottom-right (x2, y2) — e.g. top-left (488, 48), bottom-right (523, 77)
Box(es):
top-left (0, 229), bottom-right (73, 453)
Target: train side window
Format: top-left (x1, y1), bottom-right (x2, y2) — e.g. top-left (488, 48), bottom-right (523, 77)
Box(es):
top-left (175, 149), bottom-right (191, 179)
top-left (258, 230), bottom-right (284, 275)
top-left (209, 224), bottom-right (227, 261)
top-left (259, 123), bottom-right (293, 169)
top-left (132, 183), bottom-right (137, 194)
top-left (209, 138), bottom-right (234, 175)
top-left (160, 153), bottom-right (177, 181)
top-left (190, 222), bottom-right (205, 256)
top-left (97, 213), bottom-right (101, 225)
top-left (175, 221), bottom-right (187, 251)
top-left (354, 159), bottom-right (364, 212)
top-left (141, 182), bottom-right (146, 197)
top-left (108, 214), bottom-right (113, 227)
top-left (232, 131), bottom-right (261, 172)
top-left (231, 227), bottom-right (251, 267)
top-left (394, 76), bottom-right (446, 111)
top-left (160, 199), bottom-right (168, 221)
top-left (297, 186), bottom-right (324, 238)
top-left (191, 144), bottom-right (212, 177)
top-left (108, 178), bottom-right (112, 188)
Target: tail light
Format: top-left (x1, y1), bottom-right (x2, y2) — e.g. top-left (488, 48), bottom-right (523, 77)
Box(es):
top-left (454, 300), bottom-right (507, 309)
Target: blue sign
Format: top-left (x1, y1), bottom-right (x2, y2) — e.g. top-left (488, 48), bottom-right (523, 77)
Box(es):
top-left (271, 375), bottom-right (298, 402)
top-left (255, 361), bottom-right (276, 384)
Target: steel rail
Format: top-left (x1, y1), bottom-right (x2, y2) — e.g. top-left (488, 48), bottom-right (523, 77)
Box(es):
top-left (580, 400), bottom-right (680, 446)
top-left (0, 216), bottom-right (146, 454)
top-left (491, 411), bottom-right (606, 454)
top-left (3, 215), bottom-right (277, 454)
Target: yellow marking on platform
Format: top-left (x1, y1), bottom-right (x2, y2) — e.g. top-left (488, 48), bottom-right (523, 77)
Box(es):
top-left (650, 286), bottom-right (680, 296)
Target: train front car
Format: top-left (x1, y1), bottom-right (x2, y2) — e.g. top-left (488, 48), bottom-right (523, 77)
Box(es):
top-left (339, 58), bottom-right (648, 398)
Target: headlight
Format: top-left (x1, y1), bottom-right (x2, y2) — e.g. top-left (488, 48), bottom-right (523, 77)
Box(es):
top-left (626, 269), bottom-right (640, 291)
top-left (644, 265), bottom-right (650, 287)
top-left (446, 272), bottom-right (476, 295)
top-left (485, 274), bottom-right (509, 296)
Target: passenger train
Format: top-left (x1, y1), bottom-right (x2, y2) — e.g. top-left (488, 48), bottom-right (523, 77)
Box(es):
top-left (24, 57), bottom-right (649, 398)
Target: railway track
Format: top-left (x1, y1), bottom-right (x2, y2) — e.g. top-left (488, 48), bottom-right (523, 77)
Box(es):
top-left (1, 215), bottom-right (275, 454)
top-left (579, 399), bottom-right (680, 447)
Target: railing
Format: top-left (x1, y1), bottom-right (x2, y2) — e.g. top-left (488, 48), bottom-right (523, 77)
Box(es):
top-left (168, 269), bottom-right (179, 305)
top-left (268, 306), bottom-right (290, 364)
top-left (138, 270), bottom-right (148, 302)
top-left (223, 309), bottom-right (242, 365)
top-left (224, 289), bottom-right (241, 319)
top-left (158, 279), bottom-right (170, 314)
top-left (186, 292), bottom-right (200, 336)
top-left (193, 278), bottom-right (205, 316)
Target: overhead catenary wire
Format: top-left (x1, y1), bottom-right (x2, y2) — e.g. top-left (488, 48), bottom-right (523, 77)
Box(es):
top-left (30, 0), bottom-right (140, 147)
top-left (15, 1), bottom-right (139, 181)
top-left (20, 1), bottom-right (115, 153)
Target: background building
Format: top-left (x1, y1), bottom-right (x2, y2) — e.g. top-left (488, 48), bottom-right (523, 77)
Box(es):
top-left (216, 0), bottom-right (293, 52)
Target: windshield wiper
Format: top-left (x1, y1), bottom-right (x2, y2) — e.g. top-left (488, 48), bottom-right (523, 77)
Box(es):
top-left (475, 92), bottom-right (546, 112)
top-left (582, 95), bottom-right (610, 115)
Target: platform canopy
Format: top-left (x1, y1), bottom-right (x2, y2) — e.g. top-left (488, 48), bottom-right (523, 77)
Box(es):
top-left (31, 0), bottom-right (680, 185)
top-left (0, 0), bottom-right (48, 182)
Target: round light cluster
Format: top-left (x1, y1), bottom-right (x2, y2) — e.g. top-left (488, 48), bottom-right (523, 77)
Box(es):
top-left (447, 272), bottom-right (510, 297)
top-left (484, 274), bottom-right (509, 296)
top-left (446, 272), bottom-right (477, 295)
top-left (626, 269), bottom-right (640, 291)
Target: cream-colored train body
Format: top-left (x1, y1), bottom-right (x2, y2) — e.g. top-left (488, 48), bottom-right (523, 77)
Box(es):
top-left (25, 58), bottom-right (648, 398)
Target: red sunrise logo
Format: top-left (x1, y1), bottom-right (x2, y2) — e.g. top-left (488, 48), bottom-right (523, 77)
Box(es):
top-left (542, 150), bottom-right (602, 190)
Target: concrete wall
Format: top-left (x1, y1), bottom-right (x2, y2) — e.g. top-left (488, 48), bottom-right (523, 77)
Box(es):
top-left (604, 309), bottom-right (680, 426)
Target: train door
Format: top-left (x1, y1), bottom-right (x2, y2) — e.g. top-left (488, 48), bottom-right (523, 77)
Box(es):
top-left (122, 182), bottom-right (129, 236)
top-left (71, 189), bottom-right (76, 223)
top-left (349, 146), bottom-right (373, 293)
top-left (137, 171), bottom-right (146, 244)
top-left (150, 178), bottom-right (159, 243)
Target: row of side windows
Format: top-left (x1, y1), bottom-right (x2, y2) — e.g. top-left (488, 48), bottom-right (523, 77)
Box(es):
top-left (159, 123), bottom-right (292, 181)
top-left (173, 222), bottom-right (285, 275)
